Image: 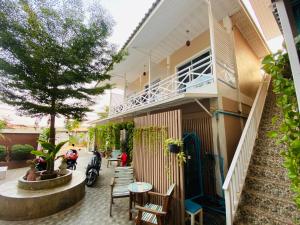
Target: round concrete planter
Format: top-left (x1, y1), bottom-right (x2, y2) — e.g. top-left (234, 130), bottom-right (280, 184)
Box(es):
top-left (0, 170), bottom-right (85, 221)
top-left (18, 170), bottom-right (72, 190)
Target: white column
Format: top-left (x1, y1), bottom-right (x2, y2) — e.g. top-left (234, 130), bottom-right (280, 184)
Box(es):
top-left (124, 73), bottom-right (127, 100)
top-left (276, 0), bottom-right (300, 109)
top-left (148, 53), bottom-right (151, 103)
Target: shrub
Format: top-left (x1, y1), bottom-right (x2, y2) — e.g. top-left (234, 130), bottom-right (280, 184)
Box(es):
top-left (0, 145), bottom-right (6, 161)
top-left (11, 144), bottom-right (34, 160)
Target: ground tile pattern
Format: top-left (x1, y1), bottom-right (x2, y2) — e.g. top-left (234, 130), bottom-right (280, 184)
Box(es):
top-left (0, 152), bottom-right (134, 225)
top-left (234, 89), bottom-right (300, 225)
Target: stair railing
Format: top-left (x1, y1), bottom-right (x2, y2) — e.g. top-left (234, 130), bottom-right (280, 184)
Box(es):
top-left (222, 75), bottom-right (271, 225)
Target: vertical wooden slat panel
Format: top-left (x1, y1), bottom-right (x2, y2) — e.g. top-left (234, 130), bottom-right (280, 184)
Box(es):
top-left (182, 114), bottom-right (214, 195)
top-left (133, 109), bottom-right (184, 225)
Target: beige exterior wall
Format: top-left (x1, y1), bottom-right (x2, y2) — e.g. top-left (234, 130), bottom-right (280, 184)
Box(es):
top-left (125, 31), bottom-right (210, 96)
top-left (233, 27), bottom-right (262, 99)
top-left (169, 31), bottom-right (210, 73)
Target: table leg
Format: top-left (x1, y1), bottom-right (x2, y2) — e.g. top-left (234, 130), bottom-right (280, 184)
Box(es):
top-left (129, 192), bottom-right (132, 220)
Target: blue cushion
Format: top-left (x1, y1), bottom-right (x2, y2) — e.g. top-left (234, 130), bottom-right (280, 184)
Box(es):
top-left (185, 199), bottom-right (202, 214)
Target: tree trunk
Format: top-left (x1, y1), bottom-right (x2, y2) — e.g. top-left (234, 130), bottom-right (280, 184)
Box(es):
top-left (47, 114), bottom-right (56, 174)
top-left (49, 114), bottom-right (56, 145)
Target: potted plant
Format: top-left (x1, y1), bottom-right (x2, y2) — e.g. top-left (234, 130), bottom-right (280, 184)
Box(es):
top-left (31, 140), bottom-right (67, 180)
top-left (164, 138), bottom-right (183, 154)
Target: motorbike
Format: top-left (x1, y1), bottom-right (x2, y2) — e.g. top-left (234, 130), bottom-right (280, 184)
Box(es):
top-left (85, 150), bottom-right (102, 187)
top-left (65, 149), bottom-right (78, 170)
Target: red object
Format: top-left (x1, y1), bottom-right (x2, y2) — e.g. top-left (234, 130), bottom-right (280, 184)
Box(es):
top-left (120, 152), bottom-right (127, 167)
top-left (65, 150), bottom-right (78, 161)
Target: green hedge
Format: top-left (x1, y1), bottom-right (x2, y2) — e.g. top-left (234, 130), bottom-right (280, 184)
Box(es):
top-left (11, 144), bottom-right (34, 160)
top-left (0, 145), bottom-right (6, 161)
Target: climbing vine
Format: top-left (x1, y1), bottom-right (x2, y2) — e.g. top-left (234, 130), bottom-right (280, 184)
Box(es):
top-left (93, 121), bottom-right (134, 162)
top-left (262, 49), bottom-right (300, 208)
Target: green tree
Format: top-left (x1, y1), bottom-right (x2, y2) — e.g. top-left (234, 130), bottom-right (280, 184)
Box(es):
top-left (65, 119), bottom-right (80, 133)
top-left (0, 1), bottom-right (123, 173)
top-left (98, 105), bottom-right (110, 119)
top-left (0, 119), bottom-right (6, 140)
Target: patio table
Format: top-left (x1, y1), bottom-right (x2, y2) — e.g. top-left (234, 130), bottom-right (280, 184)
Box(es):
top-left (128, 182), bottom-right (153, 220)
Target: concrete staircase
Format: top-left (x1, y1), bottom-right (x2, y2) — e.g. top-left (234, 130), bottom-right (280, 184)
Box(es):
top-left (234, 89), bottom-right (300, 225)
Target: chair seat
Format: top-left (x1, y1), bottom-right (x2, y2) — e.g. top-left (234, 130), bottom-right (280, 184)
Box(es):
top-left (141, 203), bottom-right (163, 225)
top-left (112, 185), bottom-right (130, 197)
top-left (185, 199), bottom-right (202, 214)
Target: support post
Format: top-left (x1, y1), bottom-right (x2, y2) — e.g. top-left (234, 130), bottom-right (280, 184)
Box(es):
top-left (148, 53), bottom-right (151, 103)
top-left (275, 0), bottom-right (300, 109)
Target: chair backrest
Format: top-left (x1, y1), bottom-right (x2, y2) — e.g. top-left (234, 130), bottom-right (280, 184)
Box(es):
top-left (162, 183), bottom-right (176, 212)
top-left (112, 150), bottom-right (121, 158)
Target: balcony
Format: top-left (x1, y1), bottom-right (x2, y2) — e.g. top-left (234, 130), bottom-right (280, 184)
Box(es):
top-left (109, 54), bottom-right (215, 117)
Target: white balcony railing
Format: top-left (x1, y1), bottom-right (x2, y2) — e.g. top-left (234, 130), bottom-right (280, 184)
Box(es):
top-left (110, 54), bottom-right (213, 116)
top-left (222, 75), bottom-right (271, 225)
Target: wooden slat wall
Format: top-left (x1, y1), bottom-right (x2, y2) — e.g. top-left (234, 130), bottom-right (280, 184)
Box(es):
top-left (182, 113), bottom-right (213, 155)
top-left (183, 113), bottom-right (215, 195)
top-left (133, 110), bottom-right (184, 225)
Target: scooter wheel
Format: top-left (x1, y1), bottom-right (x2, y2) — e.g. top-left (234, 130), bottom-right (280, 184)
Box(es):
top-left (86, 171), bottom-right (97, 187)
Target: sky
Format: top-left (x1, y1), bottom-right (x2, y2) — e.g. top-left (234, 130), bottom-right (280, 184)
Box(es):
top-left (0, 0), bottom-right (282, 128)
top-left (0, 0), bottom-right (156, 128)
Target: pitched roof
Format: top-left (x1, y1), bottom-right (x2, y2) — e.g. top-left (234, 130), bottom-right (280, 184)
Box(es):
top-left (121, 0), bottom-right (161, 50)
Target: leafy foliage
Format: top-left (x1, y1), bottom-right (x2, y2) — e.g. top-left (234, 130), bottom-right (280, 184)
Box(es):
top-left (164, 138), bottom-right (186, 165)
top-left (0, 119), bottom-right (6, 139)
top-left (0, 0), bottom-right (124, 174)
top-left (0, 0), bottom-right (123, 120)
top-left (262, 50), bottom-right (300, 208)
top-left (0, 145), bottom-right (6, 161)
top-left (94, 121), bottom-right (134, 162)
top-left (11, 144), bottom-right (34, 160)
top-left (31, 140), bottom-right (67, 173)
top-left (65, 119), bottom-right (80, 132)
top-left (39, 128), bottom-right (50, 142)
top-left (97, 105), bottom-right (110, 119)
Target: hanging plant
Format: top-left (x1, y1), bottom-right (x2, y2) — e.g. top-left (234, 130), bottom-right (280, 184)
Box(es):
top-left (164, 138), bottom-right (183, 154)
top-left (164, 138), bottom-right (186, 166)
top-left (133, 126), bottom-right (168, 149)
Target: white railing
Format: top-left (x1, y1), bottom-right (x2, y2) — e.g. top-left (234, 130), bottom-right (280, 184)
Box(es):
top-left (110, 54), bottom-right (214, 116)
top-left (222, 75), bottom-right (271, 225)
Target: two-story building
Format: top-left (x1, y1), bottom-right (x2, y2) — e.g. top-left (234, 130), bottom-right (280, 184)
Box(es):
top-left (94, 0), bottom-right (270, 223)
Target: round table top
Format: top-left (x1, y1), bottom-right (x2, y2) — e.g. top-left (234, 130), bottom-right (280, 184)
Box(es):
top-left (128, 182), bottom-right (152, 193)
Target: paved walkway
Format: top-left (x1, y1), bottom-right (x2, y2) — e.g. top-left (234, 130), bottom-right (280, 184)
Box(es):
top-left (0, 151), bottom-right (134, 225)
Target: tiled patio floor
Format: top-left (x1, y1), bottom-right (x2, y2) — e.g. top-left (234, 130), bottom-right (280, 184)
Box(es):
top-left (0, 151), bottom-right (134, 225)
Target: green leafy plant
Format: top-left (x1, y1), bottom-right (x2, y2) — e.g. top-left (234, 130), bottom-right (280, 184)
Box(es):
top-left (0, 145), bottom-right (6, 161)
top-left (164, 138), bottom-right (185, 165)
top-left (262, 49), bottom-right (300, 208)
top-left (39, 128), bottom-right (50, 142)
top-left (0, 120), bottom-right (6, 140)
top-left (133, 126), bottom-right (167, 148)
top-left (11, 144), bottom-right (34, 161)
top-left (0, 0), bottom-right (125, 173)
top-left (94, 121), bottom-right (134, 162)
top-left (31, 141), bottom-right (68, 173)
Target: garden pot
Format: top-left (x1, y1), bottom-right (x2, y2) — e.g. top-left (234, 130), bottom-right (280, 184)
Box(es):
top-left (41, 171), bottom-right (58, 180)
top-left (168, 144), bottom-right (180, 153)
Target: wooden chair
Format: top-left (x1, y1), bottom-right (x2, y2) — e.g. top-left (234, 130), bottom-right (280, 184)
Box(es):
top-left (110, 170), bottom-right (134, 217)
top-left (135, 183), bottom-right (176, 225)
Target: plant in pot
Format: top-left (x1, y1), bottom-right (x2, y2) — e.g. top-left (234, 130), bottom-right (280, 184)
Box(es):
top-left (31, 140), bottom-right (68, 180)
top-left (164, 138), bottom-right (183, 154)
